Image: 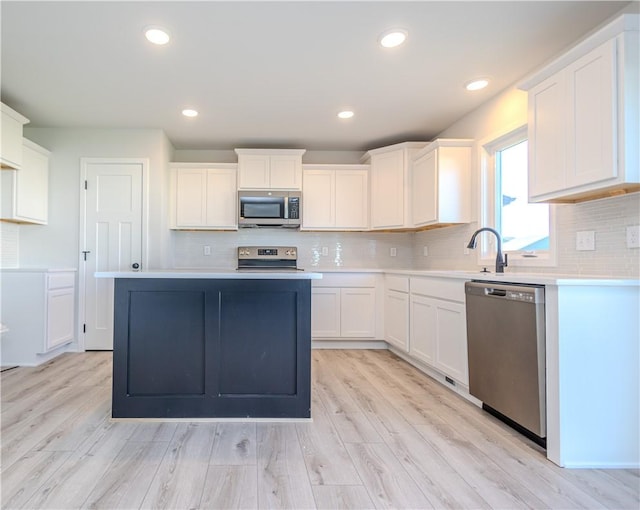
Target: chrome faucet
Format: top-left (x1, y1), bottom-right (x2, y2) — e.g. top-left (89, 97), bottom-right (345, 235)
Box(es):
top-left (467, 227), bottom-right (508, 273)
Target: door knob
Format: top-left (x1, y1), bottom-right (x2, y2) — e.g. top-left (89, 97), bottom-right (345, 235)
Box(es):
top-left (132, 263), bottom-right (140, 271)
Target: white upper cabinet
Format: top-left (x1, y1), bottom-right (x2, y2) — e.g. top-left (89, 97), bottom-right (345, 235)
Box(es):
top-left (411, 139), bottom-right (472, 228)
top-left (0, 103), bottom-right (29, 170)
top-left (1, 138), bottom-right (49, 224)
top-left (302, 164), bottom-right (368, 230)
top-left (520, 14), bottom-right (639, 202)
top-left (364, 142), bottom-right (426, 230)
top-left (235, 149), bottom-right (305, 190)
top-left (170, 164), bottom-right (237, 230)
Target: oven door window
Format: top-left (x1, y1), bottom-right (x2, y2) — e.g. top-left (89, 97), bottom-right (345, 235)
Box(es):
top-left (241, 197), bottom-right (284, 219)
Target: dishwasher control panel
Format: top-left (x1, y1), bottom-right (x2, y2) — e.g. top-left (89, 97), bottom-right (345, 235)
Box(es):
top-left (506, 290), bottom-right (536, 302)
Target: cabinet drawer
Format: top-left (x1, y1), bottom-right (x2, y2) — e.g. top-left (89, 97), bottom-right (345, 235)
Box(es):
top-left (313, 273), bottom-right (376, 288)
top-left (385, 275), bottom-right (409, 293)
top-left (410, 277), bottom-right (464, 302)
top-left (47, 272), bottom-right (75, 290)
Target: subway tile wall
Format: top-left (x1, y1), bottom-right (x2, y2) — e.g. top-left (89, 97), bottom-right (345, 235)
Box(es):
top-left (171, 193), bottom-right (639, 277)
top-left (171, 229), bottom-right (414, 270)
top-left (0, 222), bottom-right (19, 268)
top-left (413, 193), bottom-right (640, 278)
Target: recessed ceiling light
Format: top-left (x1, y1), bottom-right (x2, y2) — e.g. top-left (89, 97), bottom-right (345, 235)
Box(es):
top-left (145, 27), bottom-right (170, 45)
top-left (182, 109), bottom-right (198, 118)
top-left (465, 78), bottom-right (490, 91)
top-left (379, 29), bottom-right (408, 48)
top-left (338, 110), bottom-right (354, 119)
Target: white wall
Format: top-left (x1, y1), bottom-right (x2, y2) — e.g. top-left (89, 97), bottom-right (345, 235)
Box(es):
top-left (412, 86), bottom-right (640, 278)
top-left (19, 128), bottom-right (173, 270)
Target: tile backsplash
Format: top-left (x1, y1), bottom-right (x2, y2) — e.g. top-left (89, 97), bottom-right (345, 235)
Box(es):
top-left (171, 229), bottom-right (413, 270)
top-left (413, 193), bottom-right (640, 278)
top-left (0, 222), bottom-right (19, 268)
top-left (170, 193), bottom-right (639, 277)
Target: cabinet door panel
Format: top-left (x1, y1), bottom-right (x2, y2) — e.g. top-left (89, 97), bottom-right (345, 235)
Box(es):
top-left (311, 288), bottom-right (341, 338)
top-left (270, 156), bottom-right (301, 189)
top-left (303, 170), bottom-right (335, 228)
top-left (46, 288), bottom-right (74, 351)
top-left (205, 169), bottom-right (237, 228)
top-left (412, 150), bottom-right (437, 226)
top-left (371, 150), bottom-right (404, 228)
top-left (528, 74), bottom-right (567, 198)
top-left (175, 170), bottom-right (207, 226)
top-left (409, 295), bottom-right (436, 365)
top-left (433, 301), bottom-right (468, 385)
top-left (340, 288), bottom-right (375, 337)
top-left (384, 290), bottom-right (409, 351)
top-left (15, 143), bottom-right (48, 223)
top-left (1, 109), bottom-right (24, 169)
top-left (238, 155), bottom-right (270, 189)
top-left (567, 39), bottom-right (617, 188)
top-left (335, 171), bottom-right (368, 229)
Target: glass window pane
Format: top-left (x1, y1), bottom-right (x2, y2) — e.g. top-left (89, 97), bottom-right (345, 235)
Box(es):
top-left (497, 140), bottom-right (549, 251)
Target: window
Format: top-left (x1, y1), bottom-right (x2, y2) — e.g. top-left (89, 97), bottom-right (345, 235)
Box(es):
top-left (480, 125), bottom-right (556, 266)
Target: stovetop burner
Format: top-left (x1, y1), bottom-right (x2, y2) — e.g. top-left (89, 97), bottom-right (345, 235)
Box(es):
top-left (237, 246), bottom-right (299, 271)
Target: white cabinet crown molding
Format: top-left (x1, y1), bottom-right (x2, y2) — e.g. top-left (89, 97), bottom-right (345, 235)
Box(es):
top-left (360, 141), bottom-right (428, 162)
top-left (518, 13), bottom-right (639, 90)
top-left (234, 148), bottom-right (306, 157)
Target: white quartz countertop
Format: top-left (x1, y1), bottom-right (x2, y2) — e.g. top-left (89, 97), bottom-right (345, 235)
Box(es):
top-left (1, 268), bottom-right (77, 273)
top-left (95, 269), bottom-right (322, 280)
top-left (304, 268), bottom-right (639, 286)
top-left (93, 268), bottom-right (638, 286)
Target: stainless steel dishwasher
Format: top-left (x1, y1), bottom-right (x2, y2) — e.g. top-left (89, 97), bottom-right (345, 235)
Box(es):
top-left (465, 281), bottom-right (546, 446)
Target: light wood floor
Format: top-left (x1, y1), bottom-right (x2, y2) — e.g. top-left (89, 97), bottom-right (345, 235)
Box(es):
top-left (1, 350), bottom-right (638, 509)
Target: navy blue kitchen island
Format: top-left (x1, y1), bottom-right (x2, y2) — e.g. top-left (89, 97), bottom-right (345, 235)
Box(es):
top-left (96, 270), bottom-right (321, 419)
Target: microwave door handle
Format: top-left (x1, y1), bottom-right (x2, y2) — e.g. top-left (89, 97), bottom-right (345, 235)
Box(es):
top-left (284, 196), bottom-right (289, 219)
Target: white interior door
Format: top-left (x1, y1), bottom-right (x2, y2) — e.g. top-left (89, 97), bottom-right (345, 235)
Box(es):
top-left (81, 159), bottom-right (144, 350)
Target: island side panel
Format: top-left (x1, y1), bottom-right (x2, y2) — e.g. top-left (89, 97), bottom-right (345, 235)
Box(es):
top-left (112, 277), bottom-right (311, 418)
top-left (112, 278), bottom-right (219, 418)
top-left (214, 279), bottom-right (311, 418)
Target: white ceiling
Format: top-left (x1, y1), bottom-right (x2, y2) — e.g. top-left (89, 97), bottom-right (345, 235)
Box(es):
top-left (1, 1), bottom-right (632, 151)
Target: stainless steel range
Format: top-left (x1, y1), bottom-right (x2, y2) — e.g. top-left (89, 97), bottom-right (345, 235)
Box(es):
top-left (237, 246), bottom-right (300, 271)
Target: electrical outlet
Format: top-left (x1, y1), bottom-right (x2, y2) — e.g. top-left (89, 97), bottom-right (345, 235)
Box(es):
top-left (203, 245), bottom-right (211, 256)
top-left (321, 246), bottom-right (329, 256)
top-left (423, 246), bottom-right (429, 257)
top-left (390, 247), bottom-right (397, 257)
top-left (576, 231), bottom-right (595, 251)
top-left (627, 225), bottom-right (640, 248)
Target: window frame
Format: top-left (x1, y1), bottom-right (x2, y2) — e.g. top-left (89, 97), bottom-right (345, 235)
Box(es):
top-left (478, 124), bottom-right (557, 268)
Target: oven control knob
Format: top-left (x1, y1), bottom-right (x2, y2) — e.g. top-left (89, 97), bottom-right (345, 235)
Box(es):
top-left (290, 249), bottom-right (297, 257)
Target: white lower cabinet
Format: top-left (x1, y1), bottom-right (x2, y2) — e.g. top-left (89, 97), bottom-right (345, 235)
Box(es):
top-left (1, 269), bottom-right (76, 366)
top-left (384, 275), bottom-right (409, 352)
top-left (311, 273), bottom-right (378, 340)
top-left (408, 277), bottom-right (468, 386)
top-left (341, 288), bottom-right (376, 337)
top-left (409, 294), bottom-right (436, 365)
top-left (311, 287), bottom-right (341, 337)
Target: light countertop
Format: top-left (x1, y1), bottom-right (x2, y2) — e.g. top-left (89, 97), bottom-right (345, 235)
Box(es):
top-left (301, 268), bottom-right (639, 286)
top-left (1, 268), bottom-right (77, 273)
top-left (93, 268), bottom-right (639, 286)
top-left (95, 269), bottom-right (322, 280)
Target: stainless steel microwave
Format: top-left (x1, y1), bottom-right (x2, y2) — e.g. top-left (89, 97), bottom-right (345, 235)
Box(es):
top-left (238, 191), bottom-right (301, 228)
